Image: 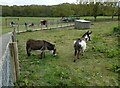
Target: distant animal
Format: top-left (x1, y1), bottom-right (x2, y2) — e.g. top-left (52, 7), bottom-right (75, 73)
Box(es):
top-left (26, 39), bottom-right (57, 59)
top-left (25, 22), bottom-right (27, 26)
top-left (40, 20), bottom-right (47, 27)
top-left (73, 31), bottom-right (92, 62)
top-left (10, 21), bottom-right (15, 27)
top-left (25, 22), bottom-right (28, 29)
top-left (28, 23), bottom-right (34, 27)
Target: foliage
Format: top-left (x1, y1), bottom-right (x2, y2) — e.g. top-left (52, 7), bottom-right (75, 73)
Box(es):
top-left (113, 27), bottom-right (120, 33)
top-left (26, 29), bottom-right (33, 32)
top-left (2, 2), bottom-right (118, 18)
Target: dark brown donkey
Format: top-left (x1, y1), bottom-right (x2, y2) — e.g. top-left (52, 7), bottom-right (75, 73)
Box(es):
top-left (73, 31), bottom-right (92, 62)
top-left (26, 39), bottom-right (57, 58)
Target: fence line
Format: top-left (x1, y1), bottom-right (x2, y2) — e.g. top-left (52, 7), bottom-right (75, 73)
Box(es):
top-left (12, 19), bottom-right (74, 33)
top-left (0, 38), bottom-right (14, 87)
top-left (0, 31), bottom-right (19, 87)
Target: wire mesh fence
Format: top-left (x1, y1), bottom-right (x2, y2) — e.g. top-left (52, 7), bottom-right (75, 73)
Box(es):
top-left (0, 31), bottom-right (19, 87)
top-left (2, 44), bottom-right (14, 86)
top-left (0, 39), bottom-right (14, 87)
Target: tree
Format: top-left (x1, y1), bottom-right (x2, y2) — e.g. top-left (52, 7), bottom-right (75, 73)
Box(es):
top-left (93, 2), bottom-right (99, 21)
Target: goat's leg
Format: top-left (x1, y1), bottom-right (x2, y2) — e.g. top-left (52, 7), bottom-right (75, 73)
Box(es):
top-left (81, 49), bottom-right (84, 56)
top-left (74, 50), bottom-right (77, 62)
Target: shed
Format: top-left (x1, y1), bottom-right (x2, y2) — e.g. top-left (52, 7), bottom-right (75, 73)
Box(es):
top-left (75, 20), bottom-right (91, 29)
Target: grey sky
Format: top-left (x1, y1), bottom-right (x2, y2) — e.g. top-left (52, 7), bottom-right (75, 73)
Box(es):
top-left (0, 0), bottom-right (77, 6)
top-left (0, 0), bottom-right (119, 6)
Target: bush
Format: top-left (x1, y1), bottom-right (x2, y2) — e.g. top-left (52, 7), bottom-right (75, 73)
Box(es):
top-left (26, 29), bottom-right (33, 32)
top-left (113, 27), bottom-right (120, 34)
top-left (106, 48), bottom-right (119, 58)
top-left (112, 64), bottom-right (120, 73)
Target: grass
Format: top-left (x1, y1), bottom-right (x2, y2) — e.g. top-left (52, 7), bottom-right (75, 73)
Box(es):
top-left (15, 21), bottom-right (119, 86)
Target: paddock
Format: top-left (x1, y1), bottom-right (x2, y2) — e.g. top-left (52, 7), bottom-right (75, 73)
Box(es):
top-left (1, 17), bottom-right (119, 86)
top-left (15, 21), bottom-right (118, 86)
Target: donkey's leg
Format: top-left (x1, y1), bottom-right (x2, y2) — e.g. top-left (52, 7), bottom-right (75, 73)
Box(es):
top-left (40, 51), bottom-right (43, 59)
top-left (74, 50), bottom-right (77, 62)
top-left (43, 51), bottom-right (45, 58)
top-left (27, 48), bottom-right (31, 56)
top-left (77, 50), bottom-right (80, 59)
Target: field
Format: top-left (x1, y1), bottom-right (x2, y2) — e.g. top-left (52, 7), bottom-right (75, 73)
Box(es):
top-left (15, 20), bottom-right (119, 86)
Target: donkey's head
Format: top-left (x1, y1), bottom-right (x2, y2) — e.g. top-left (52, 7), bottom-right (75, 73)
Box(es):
top-left (50, 45), bottom-right (57, 57)
top-left (46, 41), bottom-right (57, 57)
top-left (82, 31), bottom-right (92, 41)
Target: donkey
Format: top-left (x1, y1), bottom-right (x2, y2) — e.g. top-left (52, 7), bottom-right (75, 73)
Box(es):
top-left (26, 39), bottom-right (57, 59)
top-left (73, 31), bottom-right (92, 62)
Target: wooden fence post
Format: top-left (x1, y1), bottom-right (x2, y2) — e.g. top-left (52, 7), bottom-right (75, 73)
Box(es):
top-left (56, 20), bottom-right (58, 28)
top-left (61, 20), bottom-right (62, 28)
top-left (9, 42), bottom-right (20, 82)
top-left (41, 24), bottom-right (42, 30)
top-left (12, 28), bottom-right (16, 42)
top-left (17, 24), bottom-right (19, 33)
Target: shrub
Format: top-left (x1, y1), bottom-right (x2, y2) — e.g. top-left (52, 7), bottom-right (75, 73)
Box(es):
top-left (111, 64), bottom-right (120, 73)
top-left (113, 27), bottom-right (120, 35)
top-left (26, 29), bottom-right (33, 32)
top-left (106, 48), bottom-right (119, 58)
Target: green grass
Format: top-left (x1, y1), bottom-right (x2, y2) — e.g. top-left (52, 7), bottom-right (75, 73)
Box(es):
top-left (16, 21), bottom-right (119, 86)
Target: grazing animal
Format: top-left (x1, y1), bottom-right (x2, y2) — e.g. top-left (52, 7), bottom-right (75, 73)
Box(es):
top-left (25, 22), bottom-right (28, 29)
top-left (40, 20), bottom-right (47, 27)
top-left (10, 21), bottom-right (15, 27)
top-left (73, 31), bottom-right (92, 62)
top-left (28, 23), bottom-right (34, 27)
top-left (25, 22), bottom-right (27, 26)
top-left (26, 39), bottom-right (57, 59)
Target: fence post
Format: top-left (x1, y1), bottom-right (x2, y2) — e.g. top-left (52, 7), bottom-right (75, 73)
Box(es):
top-left (61, 20), bottom-right (62, 28)
top-left (56, 20), bottom-right (58, 28)
top-left (41, 24), bottom-right (42, 30)
top-left (17, 24), bottom-right (19, 33)
top-left (12, 28), bottom-right (16, 42)
top-left (9, 42), bottom-right (20, 82)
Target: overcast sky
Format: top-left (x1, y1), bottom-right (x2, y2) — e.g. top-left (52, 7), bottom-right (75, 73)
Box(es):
top-left (0, 0), bottom-right (77, 6)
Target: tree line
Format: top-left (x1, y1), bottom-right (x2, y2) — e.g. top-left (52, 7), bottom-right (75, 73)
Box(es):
top-left (2, 2), bottom-right (118, 19)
